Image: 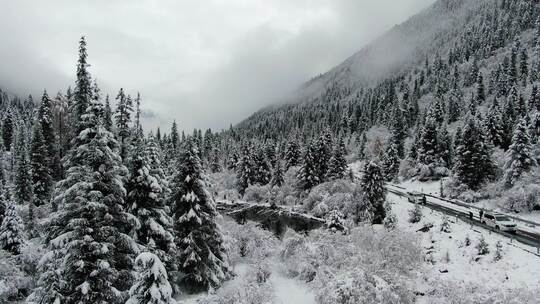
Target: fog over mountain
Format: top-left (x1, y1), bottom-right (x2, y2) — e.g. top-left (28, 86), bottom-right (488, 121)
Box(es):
top-left (0, 0), bottom-right (434, 132)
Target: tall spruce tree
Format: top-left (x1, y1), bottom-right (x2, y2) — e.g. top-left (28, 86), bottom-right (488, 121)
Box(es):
top-left (73, 36), bottom-right (92, 134)
top-left (284, 139), bottom-right (301, 169)
top-left (115, 88), bottom-right (133, 162)
top-left (360, 161), bottom-right (386, 225)
top-left (503, 118), bottom-right (537, 187)
top-left (484, 98), bottom-right (506, 149)
top-left (358, 132), bottom-right (367, 160)
top-left (127, 137), bottom-right (175, 274)
top-left (297, 142), bottom-right (319, 191)
top-left (104, 95), bottom-right (113, 131)
top-left (2, 112), bottom-right (14, 151)
top-left (382, 142), bottom-right (400, 181)
top-left (36, 95), bottom-right (138, 303)
top-left (326, 137), bottom-right (347, 180)
top-left (169, 140), bottom-right (231, 291)
top-left (314, 130), bottom-right (333, 181)
top-left (30, 123), bottom-right (53, 206)
top-left (454, 117), bottom-right (495, 190)
top-left (14, 131), bottom-right (33, 204)
top-left (236, 145), bottom-right (254, 196)
top-left (38, 90), bottom-right (56, 161)
top-left (417, 116), bottom-right (439, 169)
top-left (252, 147), bottom-right (271, 185)
top-left (271, 160), bottom-right (284, 188)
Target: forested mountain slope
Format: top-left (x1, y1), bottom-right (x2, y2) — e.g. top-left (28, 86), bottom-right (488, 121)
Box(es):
top-left (234, 0), bottom-right (538, 141)
top-left (223, 0), bottom-right (540, 211)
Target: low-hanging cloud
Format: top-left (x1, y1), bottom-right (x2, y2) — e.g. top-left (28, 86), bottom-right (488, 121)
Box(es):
top-left (0, 0), bottom-right (435, 133)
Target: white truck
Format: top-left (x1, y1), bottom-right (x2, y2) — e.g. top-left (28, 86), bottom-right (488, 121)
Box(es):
top-left (481, 212), bottom-right (517, 232)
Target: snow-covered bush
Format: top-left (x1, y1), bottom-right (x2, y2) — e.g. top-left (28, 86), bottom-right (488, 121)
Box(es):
top-left (325, 209), bottom-right (349, 234)
top-left (18, 241), bottom-right (46, 280)
top-left (126, 252), bottom-right (175, 304)
top-left (221, 220), bottom-right (278, 263)
top-left (428, 280), bottom-right (540, 304)
top-left (383, 202), bottom-right (397, 230)
top-left (246, 262), bottom-right (272, 284)
top-left (302, 179), bottom-right (355, 217)
top-left (464, 234), bottom-right (471, 247)
top-left (476, 235), bottom-right (489, 256)
top-left (494, 241), bottom-right (503, 261)
top-left (0, 250), bottom-right (33, 302)
top-left (500, 183), bottom-right (540, 212)
top-left (440, 215), bottom-right (451, 233)
top-left (208, 170), bottom-right (239, 199)
top-left (197, 264), bottom-right (275, 304)
top-left (408, 204), bottom-right (423, 223)
top-left (0, 201), bottom-right (25, 254)
top-left (243, 184), bottom-right (271, 203)
top-left (273, 166), bottom-right (301, 206)
top-left (316, 269), bottom-right (412, 304)
top-left (278, 227), bottom-right (422, 301)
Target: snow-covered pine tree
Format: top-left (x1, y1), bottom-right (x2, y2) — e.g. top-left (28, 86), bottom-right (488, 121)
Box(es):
top-left (72, 36), bottom-right (93, 136)
top-left (30, 123), bottom-right (53, 206)
top-left (325, 209), bottom-right (348, 234)
top-left (503, 118), bottom-right (537, 187)
top-left (0, 187), bottom-right (6, 225)
top-left (475, 73), bottom-right (485, 105)
top-left (264, 140), bottom-right (277, 168)
top-left (453, 116), bottom-right (495, 190)
top-left (227, 151), bottom-right (239, 171)
top-left (314, 130), bottom-right (333, 181)
top-left (169, 140), bottom-right (232, 291)
top-left (358, 132), bottom-right (367, 160)
top-left (127, 137), bottom-right (175, 273)
top-left (37, 90), bottom-right (56, 161)
top-left (0, 200), bottom-right (25, 254)
top-left (127, 252), bottom-right (176, 304)
top-left (382, 202), bottom-right (397, 230)
top-left (417, 115), bottom-right (439, 171)
top-left (284, 139), bottom-right (301, 169)
top-left (104, 95), bottom-right (114, 131)
top-left (389, 106), bottom-right (406, 158)
top-left (38, 94), bottom-right (138, 303)
top-left (115, 88), bottom-right (133, 162)
top-left (360, 161), bottom-right (386, 225)
top-left (270, 160), bottom-right (284, 188)
top-left (297, 142), bottom-right (319, 191)
top-left (437, 124), bottom-right (453, 168)
top-left (484, 98), bottom-right (506, 148)
top-left (145, 134), bottom-right (170, 199)
top-left (326, 137), bottom-right (347, 180)
top-left (209, 148), bottom-right (223, 173)
top-left (252, 147), bottom-right (271, 185)
top-left (14, 130), bottom-right (33, 204)
top-left (170, 121), bottom-right (179, 151)
top-left (1, 111), bottom-right (14, 151)
top-left (236, 145), bottom-right (254, 196)
top-left (382, 142), bottom-right (400, 181)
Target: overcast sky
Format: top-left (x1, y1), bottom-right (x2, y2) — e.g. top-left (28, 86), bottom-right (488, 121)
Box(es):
top-left (0, 0), bottom-right (435, 133)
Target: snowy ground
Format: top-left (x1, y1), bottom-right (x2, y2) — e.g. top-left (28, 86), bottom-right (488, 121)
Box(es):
top-left (388, 191), bottom-right (540, 295)
top-left (175, 261), bottom-right (315, 304)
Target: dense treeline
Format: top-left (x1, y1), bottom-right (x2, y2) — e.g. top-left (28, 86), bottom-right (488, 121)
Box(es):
top-left (0, 37), bottom-right (232, 303)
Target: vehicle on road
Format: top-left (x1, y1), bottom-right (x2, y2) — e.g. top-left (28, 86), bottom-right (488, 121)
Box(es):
top-left (407, 191), bottom-right (426, 205)
top-left (481, 212), bottom-right (517, 232)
